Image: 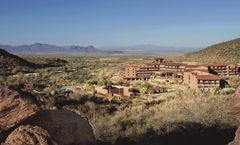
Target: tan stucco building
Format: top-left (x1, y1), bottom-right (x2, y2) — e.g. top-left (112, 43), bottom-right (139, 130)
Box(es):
top-left (183, 70), bottom-right (222, 89)
top-left (120, 58), bottom-right (239, 89)
top-left (95, 86), bottom-right (138, 97)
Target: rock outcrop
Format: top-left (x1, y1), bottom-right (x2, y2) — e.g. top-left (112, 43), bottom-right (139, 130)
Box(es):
top-left (0, 86), bottom-right (96, 145)
top-left (3, 125), bottom-right (57, 145)
top-left (30, 110), bottom-right (96, 145)
top-left (227, 86), bottom-right (240, 120)
top-left (0, 86), bottom-right (40, 133)
top-left (228, 86), bottom-right (240, 145)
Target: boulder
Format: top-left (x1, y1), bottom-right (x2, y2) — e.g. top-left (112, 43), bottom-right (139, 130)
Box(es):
top-left (227, 86), bottom-right (240, 120)
top-left (4, 125), bottom-right (57, 145)
top-left (0, 86), bottom-right (40, 133)
top-left (228, 86), bottom-right (240, 145)
top-left (30, 110), bottom-right (96, 145)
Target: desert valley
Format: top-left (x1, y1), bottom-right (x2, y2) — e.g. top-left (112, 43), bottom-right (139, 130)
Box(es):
top-left (0, 38), bottom-right (240, 145)
top-left (1, 1), bottom-right (240, 145)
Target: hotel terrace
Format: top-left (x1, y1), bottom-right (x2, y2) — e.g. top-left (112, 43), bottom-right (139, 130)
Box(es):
top-left (120, 58), bottom-right (240, 89)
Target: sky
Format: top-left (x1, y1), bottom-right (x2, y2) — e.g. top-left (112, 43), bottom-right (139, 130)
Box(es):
top-left (0, 0), bottom-right (240, 49)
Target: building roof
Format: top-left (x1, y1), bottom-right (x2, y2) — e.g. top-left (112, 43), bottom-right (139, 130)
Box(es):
top-left (163, 62), bottom-right (183, 66)
top-left (202, 63), bottom-right (227, 67)
top-left (195, 75), bottom-right (221, 80)
top-left (155, 70), bottom-right (176, 74)
top-left (184, 68), bottom-right (209, 73)
top-left (190, 70), bottom-right (209, 74)
top-left (185, 64), bottom-right (208, 68)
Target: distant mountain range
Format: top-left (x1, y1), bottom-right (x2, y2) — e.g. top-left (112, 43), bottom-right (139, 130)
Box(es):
top-left (179, 38), bottom-right (240, 64)
top-left (105, 44), bottom-right (198, 53)
top-left (1, 37), bottom-right (239, 76)
top-left (0, 43), bottom-right (198, 54)
top-left (0, 43), bottom-right (123, 54)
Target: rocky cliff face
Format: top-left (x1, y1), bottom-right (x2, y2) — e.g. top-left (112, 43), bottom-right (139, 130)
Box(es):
top-left (0, 86), bottom-right (40, 140)
top-left (0, 85), bottom-right (96, 145)
top-left (3, 125), bottom-right (57, 145)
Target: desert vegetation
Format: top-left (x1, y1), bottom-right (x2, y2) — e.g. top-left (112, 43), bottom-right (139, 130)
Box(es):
top-left (0, 52), bottom-right (239, 145)
top-left (178, 38), bottom-right (240, 64)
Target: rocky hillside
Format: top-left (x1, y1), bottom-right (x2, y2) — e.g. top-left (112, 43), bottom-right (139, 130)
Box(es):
top-left (0, 48), bottom-right (39, 75)
top-left (180, 38), bottom-right (240, 64)
top-left (0, 48), bottom-right (37, 68)
top-left (0, 48), bottom-right (68, 75)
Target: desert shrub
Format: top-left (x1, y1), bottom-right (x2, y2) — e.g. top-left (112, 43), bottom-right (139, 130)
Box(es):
top-left (228, 76), bottom-right (240, 88)
top-left (134, 82), bottom-right (152, 94)
top-left (94, 89), bottom-right (237, 142)
top-left (87, 79), bottom-right (98, 85)
top-left (219, 88), bottom-right (236, 95)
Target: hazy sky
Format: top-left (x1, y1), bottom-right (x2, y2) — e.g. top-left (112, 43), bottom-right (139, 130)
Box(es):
top-left (0, 0), bottom-right (240, 48)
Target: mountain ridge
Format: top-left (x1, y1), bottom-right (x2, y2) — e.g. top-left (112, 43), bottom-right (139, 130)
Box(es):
top-left (0, 43), bottom-right (122, 54)
top-left (104, 44), bottom-right (198, 53)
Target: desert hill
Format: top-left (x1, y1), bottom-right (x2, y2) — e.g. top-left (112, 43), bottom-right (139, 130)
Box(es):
top-left (0, 48), bottom-right (38, 72)
top-left (179, 38), bottom-right (240, 64)
top-left (0, 48), bottom-right (67, 75)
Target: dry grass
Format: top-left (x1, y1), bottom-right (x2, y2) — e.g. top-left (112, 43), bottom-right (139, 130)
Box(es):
top-left (177, 38), bottom-right (240, 64)
top-left (93, 89), bottom-right (238, 142)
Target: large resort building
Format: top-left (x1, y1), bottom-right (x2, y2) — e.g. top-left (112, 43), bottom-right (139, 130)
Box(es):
top-left (121, 58), bottom-right (240, 89)
top-left (121, 58), bottom-right (183, 81)
top-left (183, 70), bottom-right (223, 89)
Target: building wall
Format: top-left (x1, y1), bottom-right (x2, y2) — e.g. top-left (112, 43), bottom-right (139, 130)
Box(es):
top-left (208, 64), bottom-right (240, 76)
top-left (197, 80), bottom-right (220, 89)
top-left (123, 87), bottom-right (133, 97)
top-left (121, 66), bottom-right (137, 79)
top-left (183, 71), bottom-right (220, 89)
top-left (185, 72), bottom-right (198, 89)
top-left (191, 75), bottom-right (198, 89)
top-left (95, 86), bottom-right (135, 97)
top-left (126, 67), bottom-right (137, 78)
top-left (183, 72), bottom-right (191, 85)
top-left (95, 87), bottom-right (108, 95)
top-left (208, 65), bottom-right (227, 75)
top-left (227, 65), bottom-right (240, 75)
